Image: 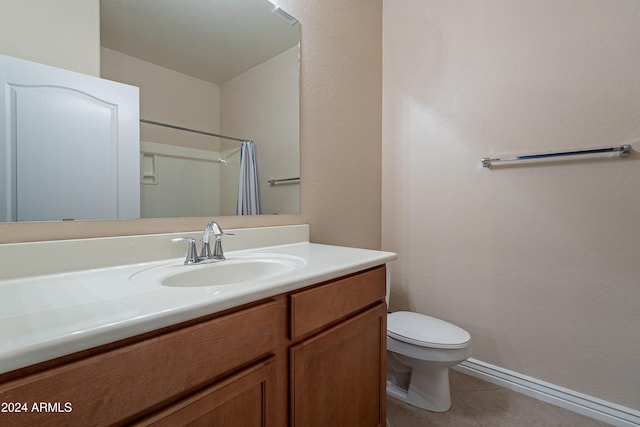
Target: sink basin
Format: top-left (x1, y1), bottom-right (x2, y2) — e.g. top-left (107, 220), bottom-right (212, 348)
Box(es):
top-left (159, 254), bottom-right (305, 287)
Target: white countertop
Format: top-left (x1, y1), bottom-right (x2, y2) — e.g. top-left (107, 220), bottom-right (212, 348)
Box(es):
top-left (0, 242), bottom-right (396, 374)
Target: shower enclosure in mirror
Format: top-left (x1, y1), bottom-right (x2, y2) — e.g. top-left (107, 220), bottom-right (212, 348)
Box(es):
top-left (0, 0), bottom-right (300, 222)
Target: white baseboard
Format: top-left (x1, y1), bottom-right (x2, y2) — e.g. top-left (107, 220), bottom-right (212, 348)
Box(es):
top-left (454, 358), bottom-right (640, 427)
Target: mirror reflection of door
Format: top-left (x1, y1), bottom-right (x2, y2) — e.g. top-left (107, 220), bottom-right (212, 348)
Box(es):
top-left (0, 54), bottom-right (139, 222)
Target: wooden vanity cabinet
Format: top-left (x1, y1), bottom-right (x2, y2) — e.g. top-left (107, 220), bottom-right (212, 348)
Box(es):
top-left (288, 266), bottom-right (387, 427)
top-left (0, 265), bottom-right (387, 427)
top-left (0, 301), bottom-right (280, 427)
top-left (290, 304), bottom-right (386, 427)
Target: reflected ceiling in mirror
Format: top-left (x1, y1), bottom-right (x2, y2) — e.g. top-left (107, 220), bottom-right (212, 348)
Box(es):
top-left (100, 0), bottom-right (300, 86)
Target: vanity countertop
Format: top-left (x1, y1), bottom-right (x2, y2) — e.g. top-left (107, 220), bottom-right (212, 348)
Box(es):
top-left (0, 241), bottom-right (396, 375)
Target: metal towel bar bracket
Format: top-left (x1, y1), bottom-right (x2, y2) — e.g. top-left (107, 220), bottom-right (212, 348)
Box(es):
top-left (268, 177), bottom-right (300, 185)
top-left (481, 144), bottom-right (631, 168)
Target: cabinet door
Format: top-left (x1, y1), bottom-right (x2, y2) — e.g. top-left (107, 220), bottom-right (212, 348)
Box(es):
top-left (135, 358), bottom-right (276, 427)
top-left (290, 303), bottom-right (386, 427)
top-left (0, 53), bottom-right (139, 222)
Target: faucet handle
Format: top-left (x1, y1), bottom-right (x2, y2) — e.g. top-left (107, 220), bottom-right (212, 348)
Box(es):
top-left (212, 232), bottom-right (233, 260)
top-left (172, 237), bottom-right (198, 264)
top-left (208, 221), bottom-right (234, 238)
top-left (211, 227), bottom-right (234, 260)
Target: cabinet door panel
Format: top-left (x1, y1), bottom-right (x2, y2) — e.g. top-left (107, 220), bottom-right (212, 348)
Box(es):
top-left (290, 303), bottom-right (386, 427)
top-left (136, 357), bottom-right (276, 427)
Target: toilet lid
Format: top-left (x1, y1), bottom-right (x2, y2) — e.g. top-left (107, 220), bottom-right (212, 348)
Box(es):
top-left (387, 311), bottom-right (471, 349)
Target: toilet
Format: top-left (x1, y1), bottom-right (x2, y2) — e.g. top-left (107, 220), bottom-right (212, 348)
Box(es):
top-left (386, 311), bottom-right (472, 412)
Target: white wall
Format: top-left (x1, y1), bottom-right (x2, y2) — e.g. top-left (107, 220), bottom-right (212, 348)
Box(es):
top-left (221, 46), bottom-right (300, 215)
top-left (219, 148), bottom-right (241, 216)
top-left (383, 0), bottom-right (640, 410)
top-left (0, 0), bottom-right (99, 76)
top-left (139, 142), bottom-right (221, 218)
top-left (139, 155), bottom-right (221, 218)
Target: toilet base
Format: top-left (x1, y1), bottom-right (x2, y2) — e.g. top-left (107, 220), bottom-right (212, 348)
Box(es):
top-left (386, 363), bottom-right (453, 412)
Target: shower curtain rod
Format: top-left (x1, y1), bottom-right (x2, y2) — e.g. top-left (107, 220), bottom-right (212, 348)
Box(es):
top-left (140, 119), bottom-right (252, 143)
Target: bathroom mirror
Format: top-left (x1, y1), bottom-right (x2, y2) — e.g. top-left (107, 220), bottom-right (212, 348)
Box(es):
top-left (2, 0), bottom-right (300, 222)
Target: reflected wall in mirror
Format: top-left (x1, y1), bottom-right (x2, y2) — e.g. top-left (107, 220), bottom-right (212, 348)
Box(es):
top-left (0, 0), bottom-right (300, 223)
top-left (101, 0), bottom-right (300, 218)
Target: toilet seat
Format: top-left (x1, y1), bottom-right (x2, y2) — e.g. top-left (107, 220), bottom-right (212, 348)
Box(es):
top-left (387, 311), bottom-right (470, 350)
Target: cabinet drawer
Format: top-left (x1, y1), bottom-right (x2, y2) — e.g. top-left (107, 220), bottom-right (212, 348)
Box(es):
top-left (0, 301), bottom-right (278, 427)
top-left (289, 266), bottom-right (386, 340)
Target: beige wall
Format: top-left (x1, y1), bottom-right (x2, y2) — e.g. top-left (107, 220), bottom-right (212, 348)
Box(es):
top-left (101, 46), bottom-right (225, 218)
top-left (0, 0), bottom-right (383, 248)
top-left (101, 47), bottom-right (221, 151)
top-left (0, 0), bottom-right (99, 76)
top-left (382, 0), bottom-right (640, 410)
top-left (278, 0), bottom-right (382, 249)
top-left (102, 47), bottom-right (299, 217)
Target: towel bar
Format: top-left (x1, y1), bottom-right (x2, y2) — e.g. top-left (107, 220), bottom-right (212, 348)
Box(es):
top-left (481, 144), bottom-right (631, 168)
top-left (268, 177), bottom-right (300, 185)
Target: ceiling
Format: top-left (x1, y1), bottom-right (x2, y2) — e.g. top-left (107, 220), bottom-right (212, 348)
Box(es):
top-left (100, 0), bottom-right (299, 85)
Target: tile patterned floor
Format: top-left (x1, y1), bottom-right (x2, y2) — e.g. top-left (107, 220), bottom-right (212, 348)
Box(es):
top-left (387, 370), bottom-right (613, 427)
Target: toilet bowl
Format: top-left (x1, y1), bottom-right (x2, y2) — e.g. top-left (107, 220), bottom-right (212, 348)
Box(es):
top-left (386, 311), bottom-right (471, 412)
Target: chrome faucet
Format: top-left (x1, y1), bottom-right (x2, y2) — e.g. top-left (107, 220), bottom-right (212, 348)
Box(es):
top-left (172, 221), bottom-right (234, 265)
top-left (201, 221), bottom-right (233, 261)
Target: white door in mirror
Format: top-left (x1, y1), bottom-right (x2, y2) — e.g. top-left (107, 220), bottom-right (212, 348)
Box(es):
top-left (0, 53), bottom-right (140, 222)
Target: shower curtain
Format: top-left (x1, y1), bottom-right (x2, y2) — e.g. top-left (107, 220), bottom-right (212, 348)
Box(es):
top-left (236, 141), bottom-right (261, 215)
